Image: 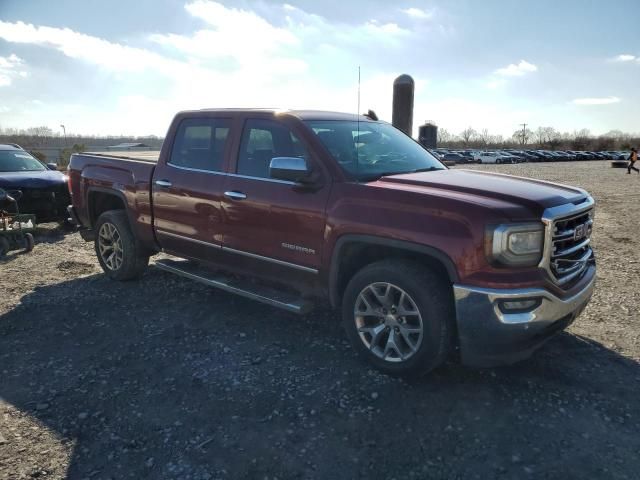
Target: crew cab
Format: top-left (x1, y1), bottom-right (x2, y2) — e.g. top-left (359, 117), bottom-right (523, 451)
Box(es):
top-left (67, 109), bottom-right (596, 375)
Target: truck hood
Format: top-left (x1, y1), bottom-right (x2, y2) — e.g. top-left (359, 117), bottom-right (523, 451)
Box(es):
top-left (0, 170), bottom-right (67, 189)
top-left (376, 169), bottom-right (587, 211)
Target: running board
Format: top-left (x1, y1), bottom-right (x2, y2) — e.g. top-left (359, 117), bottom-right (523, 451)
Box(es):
top-left (154, 259), bottom-right (313, 314)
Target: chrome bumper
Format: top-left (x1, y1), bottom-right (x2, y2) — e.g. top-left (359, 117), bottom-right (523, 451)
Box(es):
top-left (453, 267), bottom-right (595, 367)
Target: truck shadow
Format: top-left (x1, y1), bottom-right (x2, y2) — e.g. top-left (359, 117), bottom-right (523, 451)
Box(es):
top-left (1, 269), bottom-right (639, 479)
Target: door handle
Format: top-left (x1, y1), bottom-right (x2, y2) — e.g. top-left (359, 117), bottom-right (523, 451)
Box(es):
top-left (224, 191), bottom-right (247, 200)
top-left (155, 180), bottom-right (172, 188)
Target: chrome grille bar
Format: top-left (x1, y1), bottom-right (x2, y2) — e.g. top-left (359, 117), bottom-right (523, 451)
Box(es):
top-left (539, 194), bottom-right (595, 287)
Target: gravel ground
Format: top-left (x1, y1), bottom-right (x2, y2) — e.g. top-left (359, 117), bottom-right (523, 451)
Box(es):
top-left (1, 160), bottom-right (639, 479)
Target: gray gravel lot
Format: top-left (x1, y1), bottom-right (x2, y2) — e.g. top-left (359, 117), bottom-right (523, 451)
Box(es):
top-left (1, 160), bottom-right (639, 479)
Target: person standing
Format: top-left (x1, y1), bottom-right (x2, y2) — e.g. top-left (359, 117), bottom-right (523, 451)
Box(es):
top-left (628, 147), bottom-right (639, 174)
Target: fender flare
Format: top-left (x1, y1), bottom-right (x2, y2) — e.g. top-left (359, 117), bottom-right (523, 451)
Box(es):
top-left (86, 186), bottom-right (135, 229)
top-left (328, 234), bottom-right (459, 308)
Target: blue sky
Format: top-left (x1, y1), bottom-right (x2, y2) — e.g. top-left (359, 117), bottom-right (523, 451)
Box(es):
top-left (0, 0), bottom-right (638, 137)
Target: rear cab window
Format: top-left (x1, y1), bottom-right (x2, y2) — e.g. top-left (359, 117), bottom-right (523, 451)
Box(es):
top-left (169, 118), bottom-right (231, 172)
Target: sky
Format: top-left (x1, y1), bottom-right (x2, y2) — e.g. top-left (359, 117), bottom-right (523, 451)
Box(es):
top-left (0, 0), bottom-right (638, 138)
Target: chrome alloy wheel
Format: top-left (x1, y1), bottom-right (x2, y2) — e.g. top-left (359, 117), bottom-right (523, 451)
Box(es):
top-left (98, 222), bottom-right (124, 271)
top-left (354, 282), bottom-right (424, 362)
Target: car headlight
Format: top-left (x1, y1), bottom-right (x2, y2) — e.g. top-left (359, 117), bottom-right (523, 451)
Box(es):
top-left (486, 223), bottom-right (544, 266)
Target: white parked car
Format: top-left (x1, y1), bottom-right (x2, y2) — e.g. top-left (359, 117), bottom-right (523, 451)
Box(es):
top-left (475, 151), bottom-right (513, 164)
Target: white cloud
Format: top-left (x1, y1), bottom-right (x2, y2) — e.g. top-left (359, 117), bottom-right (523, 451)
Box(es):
top-left (495, 60), bottom-right (538, 76)
top-left (0, 20), bottom-right (180, 74)
top-left (401, 7), bottom-right (433, 20)
top-left (0, 2), bottom-right (427, 134)
top-left (0, 53), bottom-right (23, 68)
top-left (0, 53), bottom-right (26, 87)
top-left (612, 54), bottom-right (636, 62)
top-left (572, 96), bottom-right (621, 105)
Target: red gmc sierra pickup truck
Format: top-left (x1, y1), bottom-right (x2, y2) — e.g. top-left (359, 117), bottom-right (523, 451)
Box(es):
top-left (67, 109), bottom-right (596, 375)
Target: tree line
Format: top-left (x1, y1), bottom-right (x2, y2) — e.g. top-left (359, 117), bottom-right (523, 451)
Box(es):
top-left (437, 127), bottom-right (639, 151)
top-left (0, 126), bottom-right (164, 149)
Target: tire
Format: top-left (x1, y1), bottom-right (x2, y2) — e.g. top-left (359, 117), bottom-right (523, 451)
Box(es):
top-left (94, 210), bottom-right (149, 280)
top-left (0, 237), bottom-right (9, 258)
top-left (22, 233), bottom-right (34, 253)
top-left (342, 260), bottom-right (454, 376)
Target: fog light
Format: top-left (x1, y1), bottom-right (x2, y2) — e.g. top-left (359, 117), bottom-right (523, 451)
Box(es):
top-left (500, 299), bottom-right (541, 313)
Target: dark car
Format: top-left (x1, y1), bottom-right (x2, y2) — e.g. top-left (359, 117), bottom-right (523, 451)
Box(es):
top-left (450, 151), bottom-right (476, 163)
top-left (437, 152), bottom-right (465, 164)
top-left (0, 144), bottom-right (70, 221)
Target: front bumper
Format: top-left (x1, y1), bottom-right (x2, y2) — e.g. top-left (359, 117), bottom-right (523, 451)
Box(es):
top-left (453, 266), bottom-right (595, 367)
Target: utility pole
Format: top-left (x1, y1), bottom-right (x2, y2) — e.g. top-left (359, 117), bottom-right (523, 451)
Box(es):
top-left (519, 123), bottom-right (527, 146)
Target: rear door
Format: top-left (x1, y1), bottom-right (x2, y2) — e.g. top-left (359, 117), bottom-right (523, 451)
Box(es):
top-left (221, 117), bottom-right (330, 273)
top-left (152, 116), bottom-right (231, 261)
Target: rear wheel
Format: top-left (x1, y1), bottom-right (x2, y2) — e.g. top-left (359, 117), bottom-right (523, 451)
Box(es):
top-left (22, 233), bottom-right (34, 253)
top-left (94, 210), bottom-right (148, 280)
top-left (342, 260), bottom-right (454, 376)
top-left (0, 237), bottom-right (9, 258)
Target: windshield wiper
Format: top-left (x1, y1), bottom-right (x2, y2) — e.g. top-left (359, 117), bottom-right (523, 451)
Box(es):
top-left (411, 167), bottom-right (445, 173)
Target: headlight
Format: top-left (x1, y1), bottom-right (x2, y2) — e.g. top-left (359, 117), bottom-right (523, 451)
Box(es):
top-left (486, 223), bottom-right (544, 266)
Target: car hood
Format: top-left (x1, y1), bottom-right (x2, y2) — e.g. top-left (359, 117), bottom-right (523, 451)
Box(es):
top-left (0, 170), bottom-right (67, 189)
top-left (375, 169), bottom-right (587, 212)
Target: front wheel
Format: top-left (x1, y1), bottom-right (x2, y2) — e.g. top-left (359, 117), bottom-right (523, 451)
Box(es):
top-left (342, 260), bottom-right (454, 376)
top-left (94, 210), bottom-right (149, 280)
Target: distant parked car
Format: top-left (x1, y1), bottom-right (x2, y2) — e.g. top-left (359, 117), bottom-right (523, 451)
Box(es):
top-left (533, 150), bottom-right (555, 161)
top-left (476, 151), bottom-right (513, 164)
top-left (441, 152), bottom-right (468, 164)
top-left (606, 151), bottom-right (626, 160)
top-left (451, 151), bottom-right (478, 163)
top-left (0, 144), bottom-right (70, 222)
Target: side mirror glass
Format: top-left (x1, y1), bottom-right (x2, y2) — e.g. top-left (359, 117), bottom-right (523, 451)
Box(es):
top-left (47, 163), bottom-right (58, 171)
top-left (269, 157), bottom-right (311, 183)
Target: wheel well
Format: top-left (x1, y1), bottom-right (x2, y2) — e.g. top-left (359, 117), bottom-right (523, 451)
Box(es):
top-left (88, 191), bottom-right (126, 227)
top-left (333, 242), bottom-right (454, 308)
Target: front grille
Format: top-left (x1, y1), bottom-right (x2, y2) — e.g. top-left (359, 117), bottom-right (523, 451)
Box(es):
top-left (550, 208), bottom-right (593, 285)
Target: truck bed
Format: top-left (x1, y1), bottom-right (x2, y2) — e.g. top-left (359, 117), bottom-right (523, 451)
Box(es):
top-left (85, 151), bottom-right (160, 162)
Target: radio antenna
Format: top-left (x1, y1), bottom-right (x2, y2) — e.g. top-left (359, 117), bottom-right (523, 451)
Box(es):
top-left (356, 66), bottom-right (360, 182)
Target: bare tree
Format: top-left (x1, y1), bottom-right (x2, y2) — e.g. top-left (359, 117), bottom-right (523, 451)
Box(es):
top-left (478, 128), bottom-right (491, 146)
top-left (512, 129), bottom-right (532, 146)
top-left (546, 128), bottom-right (562, 150)
top-left (459, 127), bottom-right (477, 146)
top-left (437, 128), bottom-right (453, 144)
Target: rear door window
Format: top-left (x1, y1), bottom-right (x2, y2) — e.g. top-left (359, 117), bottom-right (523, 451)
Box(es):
top-left (169, 118), bottom-right (231, 172)
top-left (237, 119), bottom-right (309, 179)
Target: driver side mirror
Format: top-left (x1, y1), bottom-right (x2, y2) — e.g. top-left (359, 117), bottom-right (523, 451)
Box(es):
top-left (47, 163), bottom-right (59, 171)
top-left (269, 157), bottom-right (312, 184)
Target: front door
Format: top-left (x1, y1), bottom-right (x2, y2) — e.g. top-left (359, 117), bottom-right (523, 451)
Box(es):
top-left (221, 118), bottom-right (330, 273)
top-left (152, 117), bottom-right (231, 261)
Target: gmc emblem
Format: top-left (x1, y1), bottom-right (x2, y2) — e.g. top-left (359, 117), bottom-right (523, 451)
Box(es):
top-left (574, 223), bottom-right (591, 241)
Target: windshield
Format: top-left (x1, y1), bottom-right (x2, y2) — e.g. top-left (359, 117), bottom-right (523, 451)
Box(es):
top-left (305, 120), bottom-right (445, 181)
top-left (0, 150), bottom-right (46, 172)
